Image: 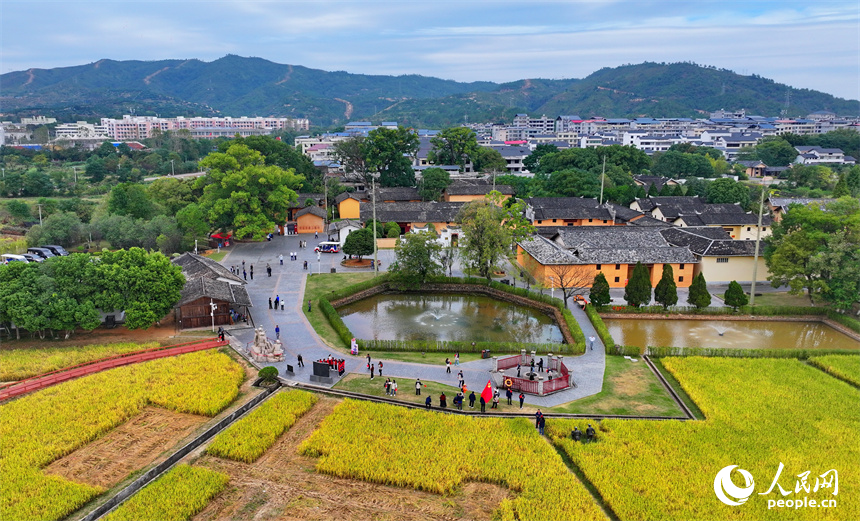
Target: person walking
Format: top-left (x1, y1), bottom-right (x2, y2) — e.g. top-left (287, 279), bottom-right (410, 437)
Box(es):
top-left (535, 410), bottom-right (543, 430)
top-left (370, 364), bottom-right (375, 380)
top-left (384, 378), bottom-right (391, 396)
top-left (506, 388), bottom-right (513, 405)
top-left (468, 391), bottom-right (476, 409)
top-left (538, 414), bottom-right (546, 435)
top-left (378, 361), bottom-right (383, 376)
top-left (415, 379), bottom-right (422, 395)
top-left (250, 265), bottom-right (254, 280)
top-left (274, 295), bottom-right (280, 309)
top-left (242, 269), bottom-right (247, 280)
top-left (297, 354), bottom-right (304, 368)
top-left (530, 358), bottom-right (535, 373)
top-left (479, 395), bottom-right (486, 413)
top-left (519, 392), bottom-right (525, 409)
top-left (275, 325), bottom-right (280, 340)
top-left (491, 394), bottom-right (499, 409)
top-left (279, 253), bottom-right (284, 265)
top-left (538, 358), bottom-right (544, 372)
top-left (586, 424), bottom-right (596, 442)
top-left (308, 300), bottom-right (312, 312)
top-left (454, 353), bottom-right (460, 366)
top-left (391, 380), bottom-right (397, 397)
top-left (266, 263), bottom-right (272, 277)
top-left (572, 427), bottom-right (582, 442)
top-left (517, 363), bottom-right (521, 378)
top-left (589, 335), bottom-right (596, 350)
top-left (314, 231), bottom-right (318, 239)
top-left (445, 358), bottom-right (451, 374)
top-left (269, 297), bottom-right (273, 309)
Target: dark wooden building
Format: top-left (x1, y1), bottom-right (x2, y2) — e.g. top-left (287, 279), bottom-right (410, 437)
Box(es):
top-left (172, 253), bottom-right (252, 330)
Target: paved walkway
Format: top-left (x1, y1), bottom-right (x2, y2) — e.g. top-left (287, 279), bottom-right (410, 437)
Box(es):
top-left (220, 234), bottom-right (605, 407)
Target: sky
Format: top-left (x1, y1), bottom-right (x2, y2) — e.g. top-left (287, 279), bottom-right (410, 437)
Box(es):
top-left (1, 0), bottom-right (859, 101)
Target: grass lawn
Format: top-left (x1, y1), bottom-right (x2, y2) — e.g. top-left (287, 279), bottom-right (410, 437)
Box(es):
top-left (748, 291), bottom-right (813, 307)
top-left (205, 250), bottom-right (228, 262)
top-left (547, 355), bottom-right (684, 417)
top-left (303, 272), bottom-right (378, 349)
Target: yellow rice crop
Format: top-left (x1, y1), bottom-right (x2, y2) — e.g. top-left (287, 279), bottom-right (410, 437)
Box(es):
top-left (808, 354), bottom-right (860, 387)
top-left (102, 464), bottom-right (229, 521)
top-left (299, 399), bottom-right (606, 521)
top-left (207, 389), bottom-right (317, 463)
top-left (547, 357), bottom-right (859, 520)
top-left (0, 350), bottom-right (243, 521)
top-left (0, 341), bottom-right (159, 381)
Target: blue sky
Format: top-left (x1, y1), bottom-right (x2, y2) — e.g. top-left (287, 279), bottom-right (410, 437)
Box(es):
top-left (1, 0), bottom-right (858, 101)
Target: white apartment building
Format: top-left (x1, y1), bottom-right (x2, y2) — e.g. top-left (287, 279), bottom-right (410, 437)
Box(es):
top-left (100, 115), bottom-right (310, 140)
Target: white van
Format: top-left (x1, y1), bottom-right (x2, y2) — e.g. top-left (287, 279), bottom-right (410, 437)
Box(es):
top-left (1, 254), bottom-right (29, 264)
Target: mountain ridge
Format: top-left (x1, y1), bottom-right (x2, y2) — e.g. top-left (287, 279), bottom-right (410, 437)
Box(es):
top-left (1, 56), bottom-right (857, 128)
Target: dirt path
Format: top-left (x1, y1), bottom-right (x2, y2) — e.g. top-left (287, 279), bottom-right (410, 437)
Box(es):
top-left (45, 407), bottom-right (208, 489)
top-left (334, 98), bottom-right (354, 119)
top-left (194, 397), bottom-right (509, 520)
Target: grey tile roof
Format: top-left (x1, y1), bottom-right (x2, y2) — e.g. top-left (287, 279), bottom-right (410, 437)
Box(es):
top-left (519, 227), bottom-right (696, 265)
top-left (527, 197), bottom-right (614, 221)
top-left (177, 277), bottom-right (253, 307)
top-left (445, 179), bottom-right (514, 196)
top-left (604, 202), bottom-right (646, 222)
top-left (328, 219), bottom-right (362, 233)
top-left (335, 192), bottom-right (363, 204)
top-left (628, 216), bottom-right (672, 227)
top-left (374, 187), bottom-right (421, 201)
top-left (172, 252), bottom-right (243, 284)
top-left (768, 197), bottom-right (837, 211)
top-left (296, 205), bottom-right (326, 219)
top-left (360, 201), bottom-right (466, 223)
top-left (660, 227), bottom-right (761, 256)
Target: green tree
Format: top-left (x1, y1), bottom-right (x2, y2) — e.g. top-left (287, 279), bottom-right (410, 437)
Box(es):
top-left (196, 144), bottom-right (304, 240)
top-left (418, 167), bottom-right (451, 201)
top-left (765, 198), bottom-right (860, 305)
top-left (457, 199), bottom-right (510, 280)
top-left (331, 136), bottom-right (371, 184)
top-left (384, 221), bottom-right (401, 238)
top-left (428, 127), bottom-right (478, 172)
top-left (832, 173), bottom-right (850, 197)
top-left (343, 227), bottom-right (375, 260)
top-left (706, 177), bottom-right (750, 206)
top-left (624, 261), bottom-right (652, 307)
top-left (147, 177), bottom-right (196, 215)
top-left (108, 182), bottom-right (156, 220)
top-left (6, 200), bottom-right (31, 220)
top-left (743, 138), bottom-right (798, 166)
top-left (93, 248), bottom-right (185, 329)
top-left (388, 231), bottom-right (444, 289)
top-left (687, 273), bottom-right (712, 309)
top-left (724, 280), bottom-right (749, 310)
top-left (845, 166), bottom-right (860, 197)
top-left (176, 203), bottom-right (210, 251)
top-left (654, 264), bottom-right (678, 309)
top-left (545, 169), bottom-right (601, 198)
top-left (589, 272), bottom-right (611, 308)
top-left (25, 211), bottom-right (84, 247)
top-left (523, 144), bottom-right (559, 172)
top-left (472, 147), bottom-right (507, 173)
top-left (85, 156), bottom-right (108, 182)
top-left (806, 230), bottom-right (860, 310)
top-left (365, 126), bottom-right (420, 187)
top-left (22, 170), bottom-right (54, 197)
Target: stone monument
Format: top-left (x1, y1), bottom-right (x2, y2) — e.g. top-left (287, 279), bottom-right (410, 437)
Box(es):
top-left (249, 326), bottom-right (284, 363)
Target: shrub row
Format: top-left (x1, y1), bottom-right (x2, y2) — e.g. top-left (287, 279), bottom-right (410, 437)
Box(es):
top-left (646, 345), bottom-right (859, 359)
top-left (321, 275), bottom-right (587, 355)
top-left (826, 310), bottom-right (860, 334)
top-left (601, 304), bottom-right (835, 316)
top-left (583, 305), bottom-right (615, 353)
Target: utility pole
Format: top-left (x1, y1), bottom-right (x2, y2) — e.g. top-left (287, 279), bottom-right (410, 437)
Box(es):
top-left (36, 203), bottom-right (43, 226)
top-left (372, 174), bottom-right (378, 275)
top-left (749, 179), bottom-right (767, 307)
top-left (599, 156), bottom-right (606, 205)
top-left (210, 299), bottom-right (217, 332)
top-left (170, 159), bottom-right (175, 176)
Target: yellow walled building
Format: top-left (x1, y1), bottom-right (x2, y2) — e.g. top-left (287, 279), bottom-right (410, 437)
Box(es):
top-left (659, 227), bottom-right (771, 284)
top-left (335, 193), bottom-right (362, 220)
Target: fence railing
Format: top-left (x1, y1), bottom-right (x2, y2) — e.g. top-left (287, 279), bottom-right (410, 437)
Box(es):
top-left (544, 377), bottom-right (569, 394)
top-left (497, 355), bottom-right (521, 371)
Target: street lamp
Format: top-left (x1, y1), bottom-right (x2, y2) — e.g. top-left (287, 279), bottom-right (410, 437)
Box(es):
top-left (317, 250), bottom-right (321, 275)
top-left (549, 276), bottom-right (554, 300)
top-left (170, 159), bottom-right (175, 176)
top-left (209, 299), bottom-right (217, 332)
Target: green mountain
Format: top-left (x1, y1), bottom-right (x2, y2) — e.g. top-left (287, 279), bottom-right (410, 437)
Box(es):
top-left (1, 57), bottom-right (856, 128)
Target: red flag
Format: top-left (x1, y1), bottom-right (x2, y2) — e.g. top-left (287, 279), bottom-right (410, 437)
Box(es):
top-left (480, 380), bottom-right (493, 404)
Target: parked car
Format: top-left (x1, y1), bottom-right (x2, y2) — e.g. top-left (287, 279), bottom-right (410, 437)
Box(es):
top-left (21, 253), bottom-right (44, 263)
top-left (41, 245), bottom-right (69, 256)
top-left (1, 254), bottom-right (29, 264)
top-left (27, 247), bottom-right (55, 260)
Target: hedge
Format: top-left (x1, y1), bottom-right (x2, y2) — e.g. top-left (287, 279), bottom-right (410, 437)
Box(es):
top-left (645, 346), bottom-right (859, 359)
top-left (320, 275), bottom-right (586, 355)
top-left (584, 305), bottom-right (615, 353)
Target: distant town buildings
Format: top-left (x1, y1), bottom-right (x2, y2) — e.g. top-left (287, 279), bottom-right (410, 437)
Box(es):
top-left (100, 115), bottom-right (310, 140)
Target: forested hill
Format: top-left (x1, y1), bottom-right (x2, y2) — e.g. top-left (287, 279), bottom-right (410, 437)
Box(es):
top-left (1, 57), bottom-right (857, 128)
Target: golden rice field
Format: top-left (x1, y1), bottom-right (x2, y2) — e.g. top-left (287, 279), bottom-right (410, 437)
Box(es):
top-left (547, 357), bottom-right (859, 521)
top-left (206, 389), bottom-right (318, 463)
top-left (0, 350), bottom-right (244, 521)
top-left (102, 464), bottom-right (229, 521)
top-left (299, 399), bottom-right (607, 521)
top-left (808, 354), bottom-right (860, 387)
top-left (0, 341), bottom-right (159, 381)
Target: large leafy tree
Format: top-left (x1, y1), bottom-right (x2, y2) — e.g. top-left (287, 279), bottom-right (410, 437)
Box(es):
top-left (230, 135), bottom-right (320, 191)
top-left (624, 261), bottom-right (652, 307)
top-left (654, 264), bottom-right (678, 309)
top-left (388, 231), bottom-right (444, 289)
top-left (342, 227), bottom-right (375, 260)
top-left (428, 127), bottom-right (478, 172)
top-left (331, 136), bottom-right (371, 184)
top-left (706, 177), bottom-right (750, 206)
top-left (738, 137), bottom-right (798, 166)
top-left (765, 198), bottom-right (860, 306)
top-left (523, 144), bottom-right (559, 172)
top-left (108, 182), bottom-right (156, 219)
top-left (418, 167), bottom-right (451, 201)
top-left (365, 126), bottom-right (420, 187)
top-left (196, 144), bottom-right (304, 240)
top-left (687, 273), bottom-right (712, 309)
top-left (457, 198), bottom-right (511, 280)
top-left (472, 147), bottom-right (507, 173)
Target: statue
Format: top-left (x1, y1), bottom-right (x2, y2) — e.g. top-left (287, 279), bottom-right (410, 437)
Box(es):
top-left (250, 326), bottom-right (284, 363)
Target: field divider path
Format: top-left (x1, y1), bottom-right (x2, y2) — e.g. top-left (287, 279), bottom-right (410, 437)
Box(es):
top-left (80, 381), bottom-right (282, 521)
top-left (642, 355), bottom-right (696, 419)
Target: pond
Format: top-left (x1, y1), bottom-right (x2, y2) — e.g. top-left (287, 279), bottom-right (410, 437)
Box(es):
top-left (338, 293), bottom-right (564, 344)
top-left (604, 318), bottom-right (860, 350)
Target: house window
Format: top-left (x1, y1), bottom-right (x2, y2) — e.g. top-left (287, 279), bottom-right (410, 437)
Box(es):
top-left (603, 220), bottom-right (607, 223)
top-left (615, 264), bottom-right (621, 270)
top-left (679, 264), bottom-right (685, 269)
top-left (716, 258), bottom-right (729, 263)
top-left (763, 227), bottom-right (767, 231)
top-left (614, 277), bottom-right (620, 283)
top-left (747, 227), bottom-right (751, 231)
top-left (538, 220), bottom-right (543, 224)
top-left (588, 219), bottom-right (593, 223)
top-left (553, 219), bottom-right (558, 223)
top-left (679, 276), bottom-right (684, 282)
top-left (596, 264), bottom-right (601, 270)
